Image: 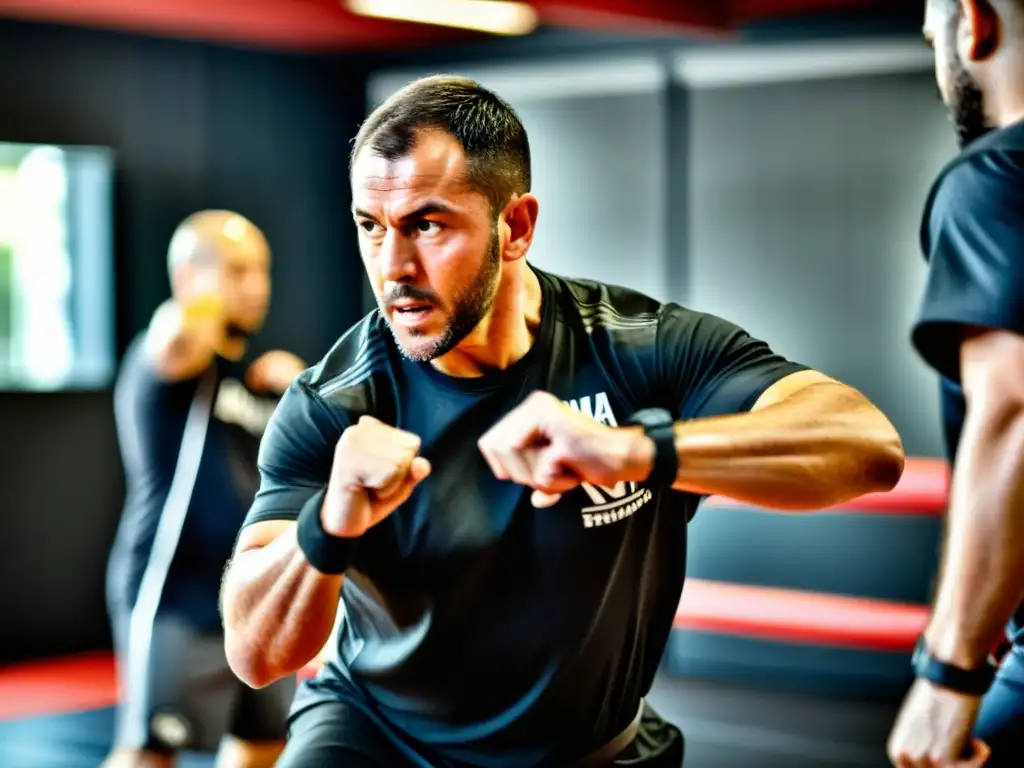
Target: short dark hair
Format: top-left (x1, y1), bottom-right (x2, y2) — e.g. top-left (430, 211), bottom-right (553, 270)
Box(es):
top-left (350, 75), bottom-right (532, 215)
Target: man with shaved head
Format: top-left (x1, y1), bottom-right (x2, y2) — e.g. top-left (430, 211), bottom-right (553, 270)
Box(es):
top-left (104, 211), bottom-right (305, 767)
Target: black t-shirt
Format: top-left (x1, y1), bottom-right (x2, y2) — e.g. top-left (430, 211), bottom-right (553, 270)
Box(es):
top-left (109, 334), bottom-right (279, 631)
top-left (244, 269), bottom-right (806, 766)
top-left (912, 119), bottom-right (1024, 645)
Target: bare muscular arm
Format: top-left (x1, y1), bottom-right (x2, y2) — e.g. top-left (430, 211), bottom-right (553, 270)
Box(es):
top-left (221, 415), bottom-right (428, 689)
top-left (668, 370), bottom-right (906, 510)
top-left (924, 329), bottom-right (1024, 668)
top-left (222, 519), bottom-right (343, 689)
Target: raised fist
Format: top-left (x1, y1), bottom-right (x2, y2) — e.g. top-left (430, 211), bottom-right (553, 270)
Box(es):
top-left (478, 390), bottom-right (654, 508)
top-left (322, 416), bottom-right (431, 538)
top-left (246, 350), bottom-right (306, 395)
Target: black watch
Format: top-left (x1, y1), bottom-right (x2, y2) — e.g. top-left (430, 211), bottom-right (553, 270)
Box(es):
top-left (911, 637), bottom-right (996, 696)
top-left (624, 408), bottom-right (678, 487)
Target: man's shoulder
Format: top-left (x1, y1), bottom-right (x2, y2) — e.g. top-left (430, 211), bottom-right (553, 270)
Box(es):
top-left (546, 270), bottom-right (664, 332)
top-left (923, 124), bottom-right (1024, 251)
top-left (938, 134), bottom-right (1024, 196)
top-left (296, 311), bottom-right (392, 414)
top-left (542, 270), bottom-right (734, 356)
top-left (939, 120), bottom-right (1024, 179)
top-left (114, 331), bottom-right (176, 402)
top-left (119, 332), bottom-right (149, 374)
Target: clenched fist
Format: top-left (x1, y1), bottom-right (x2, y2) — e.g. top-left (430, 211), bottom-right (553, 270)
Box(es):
top-left (246, 350), bottom-right (306, 395)
top-left (887, 678), bottom-right (990, 768)
top-left (478, 391), bottom-right (655, 508)
top-left (322, 416), bottom-right (431, 539)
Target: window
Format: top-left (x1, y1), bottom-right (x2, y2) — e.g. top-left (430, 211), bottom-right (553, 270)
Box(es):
top-left (0, 142), bottom-right (115, 390)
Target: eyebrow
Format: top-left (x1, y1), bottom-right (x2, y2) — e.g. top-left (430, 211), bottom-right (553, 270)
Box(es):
top-left (352, 201), bottom-right (457, 223)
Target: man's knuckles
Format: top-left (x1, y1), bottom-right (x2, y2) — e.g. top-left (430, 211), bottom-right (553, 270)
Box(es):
top-left (343, 420), bottom-right (421, 450)
top-left (338, 420), bottom-right (421, 460)
top-left (523, 389), bottom-right (558, 409)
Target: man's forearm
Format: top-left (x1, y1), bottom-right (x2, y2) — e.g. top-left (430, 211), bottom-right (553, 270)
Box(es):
top-left (668, 382), bottom-right (904, 509)
top-left (222, 525), bottom-right (343, 688)
top-left (925, 404), bottom-right (1024, 669)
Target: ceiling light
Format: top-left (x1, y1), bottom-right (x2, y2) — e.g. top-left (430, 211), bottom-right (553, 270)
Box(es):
top-left (346, 0), bottom-right (539, 37)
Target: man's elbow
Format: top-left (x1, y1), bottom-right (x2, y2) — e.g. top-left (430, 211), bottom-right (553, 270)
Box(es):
top-left (226, 628), bottom-right (306, 690)
top-left (852, 402), bottom-right (906, 495)
top-left (221, 577), bottom-right (273, 689)
top-left (225, 635), bottom-right (276, 690)
top-left (802, 380), bottom-right (905, 495)
top-left (860, 437), bottom-right (905, 495)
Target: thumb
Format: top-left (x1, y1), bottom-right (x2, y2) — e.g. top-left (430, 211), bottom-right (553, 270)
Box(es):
top-left (370, 458), bottom-right (431, 525)
top-left (374, 456), bottom-right (431, 502)
top-left (957, 739), bottom-right (991, 767)
top-left (532, 490), bottom-right (562, 508)
top-left (411, 457), bottom-right (432, 483)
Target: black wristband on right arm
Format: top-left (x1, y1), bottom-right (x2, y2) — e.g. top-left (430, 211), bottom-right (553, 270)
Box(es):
top-left (296, 489), bottom-right (356, 575)
top-left (625, 407), bottom-right (679, 487)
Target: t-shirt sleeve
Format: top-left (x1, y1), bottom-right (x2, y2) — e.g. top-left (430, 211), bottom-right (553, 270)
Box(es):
top-left (913, 150), bottom-right (1024, 381)
top-left (657, 304), bottom-right (810, 421)
top-left (242, 378), bottom-right (347, 529)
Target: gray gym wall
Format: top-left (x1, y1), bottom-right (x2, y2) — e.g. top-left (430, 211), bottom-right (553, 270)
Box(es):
top-left (366, 40), bottom-right (959, 697)
top-left (680, 42), bottom-right (955, 460)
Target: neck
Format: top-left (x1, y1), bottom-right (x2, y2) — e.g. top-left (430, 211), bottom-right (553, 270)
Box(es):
top-left (999, 101), bottom-right (1024, 128)
top-left (431, 262), bottom-right (543, 378)
top-left (989, 52), bottom-right (1024, 129)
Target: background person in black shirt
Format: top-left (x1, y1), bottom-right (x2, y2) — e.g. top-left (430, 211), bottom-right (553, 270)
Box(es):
top-left (220, 76), bottom-right (906, 767)
top-left (887, 3), bottom-right (1024, 767)
top-left (105, 211), bottom-right (304, 768)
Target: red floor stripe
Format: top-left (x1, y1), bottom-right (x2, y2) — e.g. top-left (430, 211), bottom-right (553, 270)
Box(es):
top-left (0, 652), bottom-right (319, 722)
top-left (676, 579), bottom-right (929, 652)
top-left (0, 652), bottom-right (118, 721)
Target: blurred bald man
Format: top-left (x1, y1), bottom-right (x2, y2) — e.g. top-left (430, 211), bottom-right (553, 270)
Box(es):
top-left (104, 211), bottom-right (304, 768)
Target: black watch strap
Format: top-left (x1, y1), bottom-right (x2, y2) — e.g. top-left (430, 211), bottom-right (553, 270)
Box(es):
top-left (911, 637), bottom-right (996, 696)
top-left (625, 408), bottom-right (678, 487)
top-left (296, 489), bottom-right (357, 575)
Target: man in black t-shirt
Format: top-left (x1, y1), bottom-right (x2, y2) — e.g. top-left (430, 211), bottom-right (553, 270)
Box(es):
top-left (220, 76), bottom-right (906, 767)
top-left (105, 211), bottom-right (304, 768)
top-left (886, 3), bottom-right (1024, 767)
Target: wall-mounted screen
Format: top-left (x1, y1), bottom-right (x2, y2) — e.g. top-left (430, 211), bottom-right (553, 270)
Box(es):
top-left (0, 142), bottom-right (115, 391)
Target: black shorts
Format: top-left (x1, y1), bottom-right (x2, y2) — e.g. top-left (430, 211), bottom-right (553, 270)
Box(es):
top-left (276, 694), bottom-right (685, 767)
top-left (277, 699), bottom-right (416, 767)
top-left (111, 611), bottom-right (296, 753)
